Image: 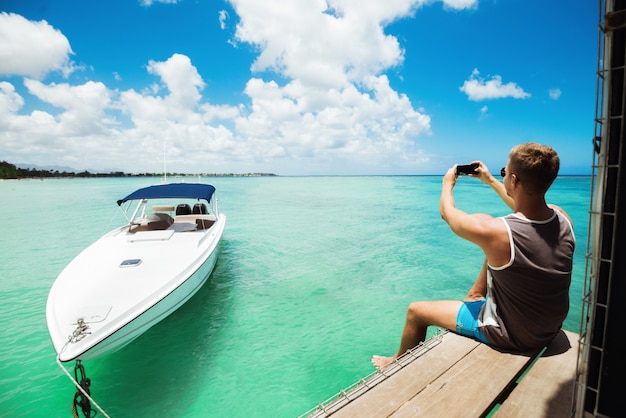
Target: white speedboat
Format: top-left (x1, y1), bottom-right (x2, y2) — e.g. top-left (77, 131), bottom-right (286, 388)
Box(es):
top-left (46, 182), bottom-right (226, 363)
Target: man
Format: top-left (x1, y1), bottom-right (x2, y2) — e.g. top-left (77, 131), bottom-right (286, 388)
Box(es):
top-left (372, 143), bottom-right (575, 369)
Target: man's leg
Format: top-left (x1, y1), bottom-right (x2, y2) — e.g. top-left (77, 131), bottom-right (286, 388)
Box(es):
top-left (372, 299), bottom-right (463, 369)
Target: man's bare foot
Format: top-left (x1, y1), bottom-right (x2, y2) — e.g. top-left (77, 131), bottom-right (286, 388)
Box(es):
top-left (371, 355), bottom-right (397, 369)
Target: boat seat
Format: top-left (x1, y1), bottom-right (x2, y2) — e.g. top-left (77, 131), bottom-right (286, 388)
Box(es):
top-left (152, 205), bottom-right (175, 213)
top-left (195, 218), bottom-right (215, 230)
top-left (192, 203), bottom-right (208, 214)
top-left (176, 203), bottom-right (192, 215)
top-left (152, 213), bottom-right (173, 230)
top-left (129, 213), bottom-right (174, 232)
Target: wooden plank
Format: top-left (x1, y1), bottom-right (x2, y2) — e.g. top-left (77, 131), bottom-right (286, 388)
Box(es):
top-left (327, 332), bottom-right (481, 417)
top-left (390, 342), bottom-right (535, 417)
top-left (305, 330), bottom-right (579, 418)
top-left (493, 330), bottom-right (578, 418)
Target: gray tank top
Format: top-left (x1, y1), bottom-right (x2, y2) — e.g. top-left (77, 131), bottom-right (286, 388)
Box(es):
top-left (479, 209), bottom-right (575, 351)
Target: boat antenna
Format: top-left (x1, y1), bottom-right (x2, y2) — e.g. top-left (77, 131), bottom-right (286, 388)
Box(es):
top-left (162, 138), bottom-right (167, 184)
top-left (163, 140), bottom-right (167, 183)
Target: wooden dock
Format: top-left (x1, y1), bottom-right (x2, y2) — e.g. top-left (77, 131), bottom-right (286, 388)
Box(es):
top-left (301, 329), bottom-right (578, 417)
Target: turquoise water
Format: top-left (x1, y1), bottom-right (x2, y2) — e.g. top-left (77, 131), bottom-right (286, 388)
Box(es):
top-left (0, 176), bottom-right (590, 417)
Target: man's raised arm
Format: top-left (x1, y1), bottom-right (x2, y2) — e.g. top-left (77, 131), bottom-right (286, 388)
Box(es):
top-left (472, 161), bottom-right (515, 211)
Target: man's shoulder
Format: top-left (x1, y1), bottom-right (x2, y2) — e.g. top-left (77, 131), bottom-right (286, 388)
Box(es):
top-left (468, 215), bottom-right (509, 242)
top-left (548, 204), bottom-right (574, 226)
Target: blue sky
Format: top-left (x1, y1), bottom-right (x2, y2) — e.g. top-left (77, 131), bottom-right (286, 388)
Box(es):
top-left (0, 0), bottom-right (597, 175)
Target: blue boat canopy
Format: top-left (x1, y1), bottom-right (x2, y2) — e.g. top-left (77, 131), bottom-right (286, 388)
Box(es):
top-left (117, 183), bottom-right (216, 206)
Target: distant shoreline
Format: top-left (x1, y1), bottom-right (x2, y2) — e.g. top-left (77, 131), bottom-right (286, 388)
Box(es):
top-left (0, 160), bottom-right (277, 180)
top-left (0, 173), bottom-right (278, 180)
top-left (0, 161), bottom-right (591, 179)
top-left (1, 173), bottom-right (592, 180)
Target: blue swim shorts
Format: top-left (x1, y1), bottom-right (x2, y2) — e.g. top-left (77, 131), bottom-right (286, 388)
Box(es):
top-left (455, 300), bottom-right (490, 344)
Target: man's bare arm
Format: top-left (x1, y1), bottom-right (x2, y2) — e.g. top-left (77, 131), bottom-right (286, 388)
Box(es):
top-left (440, 166), bottom-right (511, 266)
top-left (440, 167), bottom-right (496, 244)
top-left (471, 161), bottom-right (515, 210)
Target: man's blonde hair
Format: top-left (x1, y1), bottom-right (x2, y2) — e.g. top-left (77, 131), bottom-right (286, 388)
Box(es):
top-left (509, 143), bottom-right (560, 195)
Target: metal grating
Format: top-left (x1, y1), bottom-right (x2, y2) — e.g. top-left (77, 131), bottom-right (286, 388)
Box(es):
top-left (574, 1), bottom-right (626, 416)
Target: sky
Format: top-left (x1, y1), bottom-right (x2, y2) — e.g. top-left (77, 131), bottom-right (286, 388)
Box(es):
top-left (0, 0), bottom-right (598, 175)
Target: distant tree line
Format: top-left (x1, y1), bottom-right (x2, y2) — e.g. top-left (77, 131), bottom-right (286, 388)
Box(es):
top-left (0, 161), bottom-right (276, 179)
top-left (0, 161), bottom-right (126, 179)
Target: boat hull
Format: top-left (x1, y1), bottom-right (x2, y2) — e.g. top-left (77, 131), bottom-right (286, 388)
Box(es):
top-left (70, 240), bottom-right (220, 362)
top-left (46, 212), bottom-right (226, 362)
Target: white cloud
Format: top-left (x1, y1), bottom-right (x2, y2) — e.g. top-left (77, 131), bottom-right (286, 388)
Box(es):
top-left (237, 74), bottom-right (430, 163)
top-left (23, 79), bottom-right (112, 136)
top-left (232, 0), bottom-right (412, 88)
top-left (0, 12), bottom-right (75, 79)
top-left (460, 68), bottom-right (530, 101)
top-left (0, 82), bottom-right (24, 117)
top-left (23, 80), bottom-right (110, 114)
top-left (479, 105), bottom-right (489, 120)
top-left (0, 1), bottom-right (483, 174)
top-left (0, 79), bottom-right (116, 168)
top-left (442, 0), bottom-right (479, 10)
top-left (549, 88), bottom-right (562, 100)
top-left (219, 10), bottom-right (228, 30)
top-left (140, 0), bottom-right (179, 6)
top-left (146, 54), bottom-right (205, 112)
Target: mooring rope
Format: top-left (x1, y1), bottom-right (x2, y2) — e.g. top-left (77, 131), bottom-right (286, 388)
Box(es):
top-left (56, 322), bottom-right (111, 418)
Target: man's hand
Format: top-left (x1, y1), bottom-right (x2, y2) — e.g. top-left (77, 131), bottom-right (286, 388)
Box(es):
top-left (470, 161), bottom-right (495, 185)
top-left (443, 165), bottom-right (458, 190)
top-left (470, 160), bottom-right (515, 211)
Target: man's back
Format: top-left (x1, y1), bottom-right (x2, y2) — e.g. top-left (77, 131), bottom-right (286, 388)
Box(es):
top-left (481, 210), bottom-right (575, 351)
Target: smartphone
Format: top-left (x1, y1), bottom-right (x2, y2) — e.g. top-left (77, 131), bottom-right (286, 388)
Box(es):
top-left (456, 163), bottom-right (479, 176)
